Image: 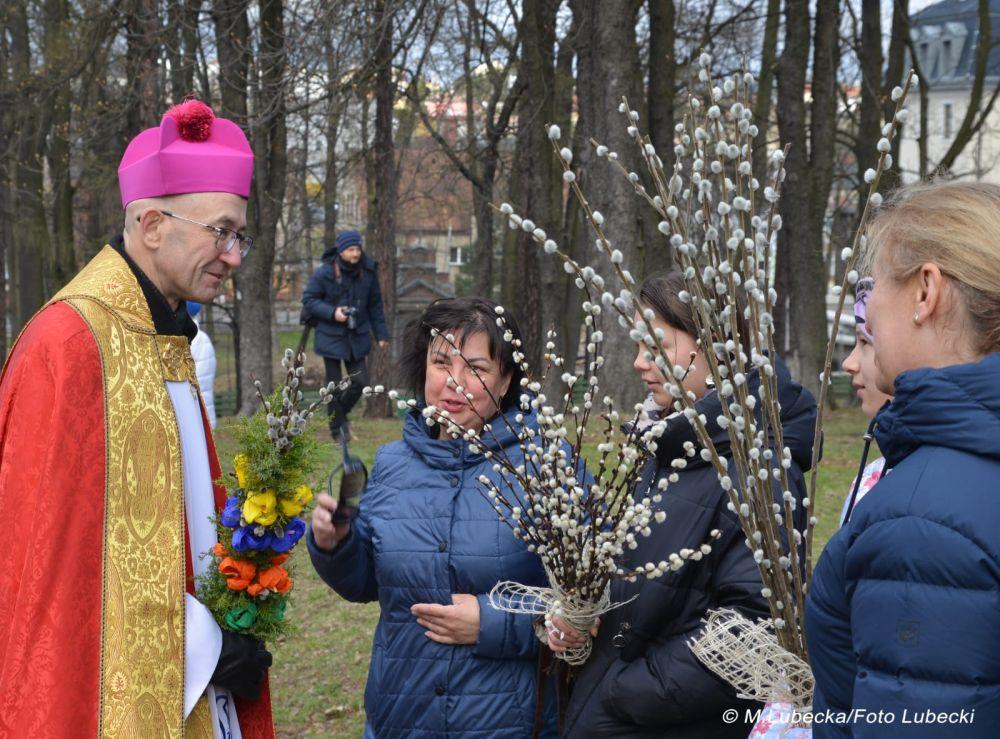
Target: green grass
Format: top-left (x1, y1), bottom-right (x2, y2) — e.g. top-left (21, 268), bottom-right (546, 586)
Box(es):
top-left (210, 405), bottom-right (870, 737)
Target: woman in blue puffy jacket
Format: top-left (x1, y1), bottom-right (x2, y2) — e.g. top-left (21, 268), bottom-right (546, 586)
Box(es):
top-left (805, 182), bottom-right (1000, 738)
top-left (309, 297), bottom-right (554, 738)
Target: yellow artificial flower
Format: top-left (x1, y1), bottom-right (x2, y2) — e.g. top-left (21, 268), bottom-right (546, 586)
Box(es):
top-left (243, 489), bottom-right (277, 526)
top-left (234, 454), bottom-right (250, 489)
top-left (278, 484), bottom-right (313, 517)
top-left (296, 484), bottom-right (313, 504)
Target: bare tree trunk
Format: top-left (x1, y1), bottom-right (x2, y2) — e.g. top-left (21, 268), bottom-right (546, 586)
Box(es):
top-left (775, 0), bottom-right (810, 373)
top-left (471, 176), bottom-right (496, 296)
top-left (212, 0), bottom-right (251, 407)
top-left (808, 0), bottom-right (841, 235)
top-left (855, 0), bottom-right (882, 216)
top-left (554, 17), bottom-right (581, 368)
top-left (168, 0), bottom-right (202, 101)
top-left (570, 0), bottom-right (645, 407)
top-left (0, 20), bottom-right (9, 355)
top-left (167, 0), bottom-right (185, 101)
top-left (44, 0), bottom-right (76, 290)
top-left (645, 0), bottom-right (675, 277)
top-left (212, 0), bottom-right (250, 122)
top-left (322, 30), bottom-right (341, 254)
top-left (75, 12), bottom-right (122, 264)
top-left (499, 168), bottom-right (520, 308)
top-left (882, 0), bottom-right (909, 187)
top-left (752, 0), bottom-right (780, 187)
top-left (239, 0), bottom-right (287, 413)
top-left (507, 0), bottom-right (559, 373)
top-left (775, 0), bottom-right (841, 397)
top-left (365, 0), bottom-right (397, 418)
top-left (125, 0), bottom-right (161, 134)
top-left (9, 0), bottom-right (47, 333)
top-left (466, 3), bottom-right (494, 297)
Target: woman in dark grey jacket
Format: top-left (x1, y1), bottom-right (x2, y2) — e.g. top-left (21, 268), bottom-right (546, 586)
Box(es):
top-left (552, 272), bottom-right (816, 738)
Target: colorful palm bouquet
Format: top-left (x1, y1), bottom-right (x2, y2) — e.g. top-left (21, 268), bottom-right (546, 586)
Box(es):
top-left (197, 349), bottom-right (342, 641)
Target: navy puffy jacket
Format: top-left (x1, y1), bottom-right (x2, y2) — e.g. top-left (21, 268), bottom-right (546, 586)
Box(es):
top-left (563, 363), bottom-right (816, 738)
top-left (302, 253), bottom-right (389, 361)
top-left (308, 407), bottom-right (555, 738)
top-left (805, 353), bottom-right (1000, 737)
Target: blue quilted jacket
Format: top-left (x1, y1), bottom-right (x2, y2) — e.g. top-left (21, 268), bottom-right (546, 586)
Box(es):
top-left (805, 353), bottom-right (1000, 737)
top-left (308, 407), bottom-right (555, 738)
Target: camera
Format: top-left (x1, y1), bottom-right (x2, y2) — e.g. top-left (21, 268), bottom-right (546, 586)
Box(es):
top-left (342, 306), bottom-right (358, 330)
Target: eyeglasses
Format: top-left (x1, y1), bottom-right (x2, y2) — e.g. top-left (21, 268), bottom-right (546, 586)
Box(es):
top-left (141, 209), bottom-right (254, 258)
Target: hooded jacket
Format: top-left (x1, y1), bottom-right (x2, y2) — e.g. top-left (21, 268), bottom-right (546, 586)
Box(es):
top-left (308, 406), bottom-right (555, 738)
top-left (302, 250), bottom-right (388, 361)
top-left (563, 364), bottom-right (816, 738)
top-left (806, 353), bottom-right (1000, 738)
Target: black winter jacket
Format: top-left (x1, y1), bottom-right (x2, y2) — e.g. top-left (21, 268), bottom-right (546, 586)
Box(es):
top-left (302, 252), bottom-right (389, 361)
top-left (563, 366), bottom-right (816, 738)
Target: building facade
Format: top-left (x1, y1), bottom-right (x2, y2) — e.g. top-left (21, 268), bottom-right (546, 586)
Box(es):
top-left (899, 0), bottom-right (1000, 182)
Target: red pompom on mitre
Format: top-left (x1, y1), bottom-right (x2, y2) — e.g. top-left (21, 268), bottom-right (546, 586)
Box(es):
top-left (166, 99), bottom-right (216, 142)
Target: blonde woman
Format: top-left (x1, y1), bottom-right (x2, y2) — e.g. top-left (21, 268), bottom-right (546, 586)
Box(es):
top-left (806, 182), bottom-right (1000, 738)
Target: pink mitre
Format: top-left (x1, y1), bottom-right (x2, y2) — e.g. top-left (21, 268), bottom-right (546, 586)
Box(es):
top-left (118, 99), bottom-right (253, 209)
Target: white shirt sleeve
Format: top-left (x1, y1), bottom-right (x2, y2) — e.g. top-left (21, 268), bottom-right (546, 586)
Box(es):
top-left (184, 593), bottom-right (223, 718)
top-left (191, 330), bottom-right (218, 429)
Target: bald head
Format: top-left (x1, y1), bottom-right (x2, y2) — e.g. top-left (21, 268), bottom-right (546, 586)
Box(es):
top-left (121, 191), bottom-right (248, 308)
top-left (124, 194), bottom-right (197, 239)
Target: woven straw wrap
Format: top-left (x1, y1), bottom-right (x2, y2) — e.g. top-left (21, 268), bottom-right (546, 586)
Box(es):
top-left (688, 608), bottom-right (814, 709)
top-left (488, 568), bottom-right (632, 665)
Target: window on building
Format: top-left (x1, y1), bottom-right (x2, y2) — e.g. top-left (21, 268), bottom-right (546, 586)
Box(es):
top-left (448, 246), bottom-right (466, 266)
top-left (943, 102), bottom-right (954, 139)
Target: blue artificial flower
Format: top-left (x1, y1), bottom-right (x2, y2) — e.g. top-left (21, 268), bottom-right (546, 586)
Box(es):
top-left (271, 517), bottom-right (307, 553)
top-left (232, 524), bottom-right (274, 552)
top-left (221, 496), bottom-right (243, 528)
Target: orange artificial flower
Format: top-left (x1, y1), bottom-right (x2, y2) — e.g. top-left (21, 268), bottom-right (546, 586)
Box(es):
top-left (213, 543), bottom-right (225, 557)
top-left (247, 582), bottom-right (265, 597)
top-left (219, 556), bottom-right (257, 591)
top-left (256, 565), bottom-right (292, 594)
top-left (270, 553), bottom-right (290, 566)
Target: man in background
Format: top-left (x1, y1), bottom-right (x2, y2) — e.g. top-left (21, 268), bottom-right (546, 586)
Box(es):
top-left (302, 229), bottom-right (388, 440)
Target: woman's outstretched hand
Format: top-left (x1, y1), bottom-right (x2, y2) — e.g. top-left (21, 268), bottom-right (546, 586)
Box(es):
top-left (311, 493), bottom-right (350, 551)
top-left (545, 615), bottom-right (600, 654)
top-left (411, 594), bottom-right (481, 645)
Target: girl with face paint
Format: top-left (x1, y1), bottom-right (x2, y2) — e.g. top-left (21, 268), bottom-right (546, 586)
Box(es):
top-left (838, 278), bottom-right (893, 525)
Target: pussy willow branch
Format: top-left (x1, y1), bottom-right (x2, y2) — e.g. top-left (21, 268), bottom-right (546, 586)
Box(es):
top-left (539, 66), bottom-right (808, 653)
top-left (805, 69), bottom-right (916, 579)
top-left (411, 326), bottom-right (662, 595)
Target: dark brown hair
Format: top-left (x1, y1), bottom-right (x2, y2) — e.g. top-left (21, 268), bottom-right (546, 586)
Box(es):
top-left (638, 271), bottom-right (699, 337)
top-left (638, 270), bottom-right (751, 345)
top-left (398, 297), bottom-right (526, 410)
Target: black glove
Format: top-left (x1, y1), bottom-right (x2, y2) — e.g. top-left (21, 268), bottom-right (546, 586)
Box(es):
top-left (211, 631), bottom-right (272, 700)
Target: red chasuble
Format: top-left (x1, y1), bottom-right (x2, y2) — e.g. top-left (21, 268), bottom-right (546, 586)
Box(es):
top-left (0, 247), bottom-right (273, 738)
